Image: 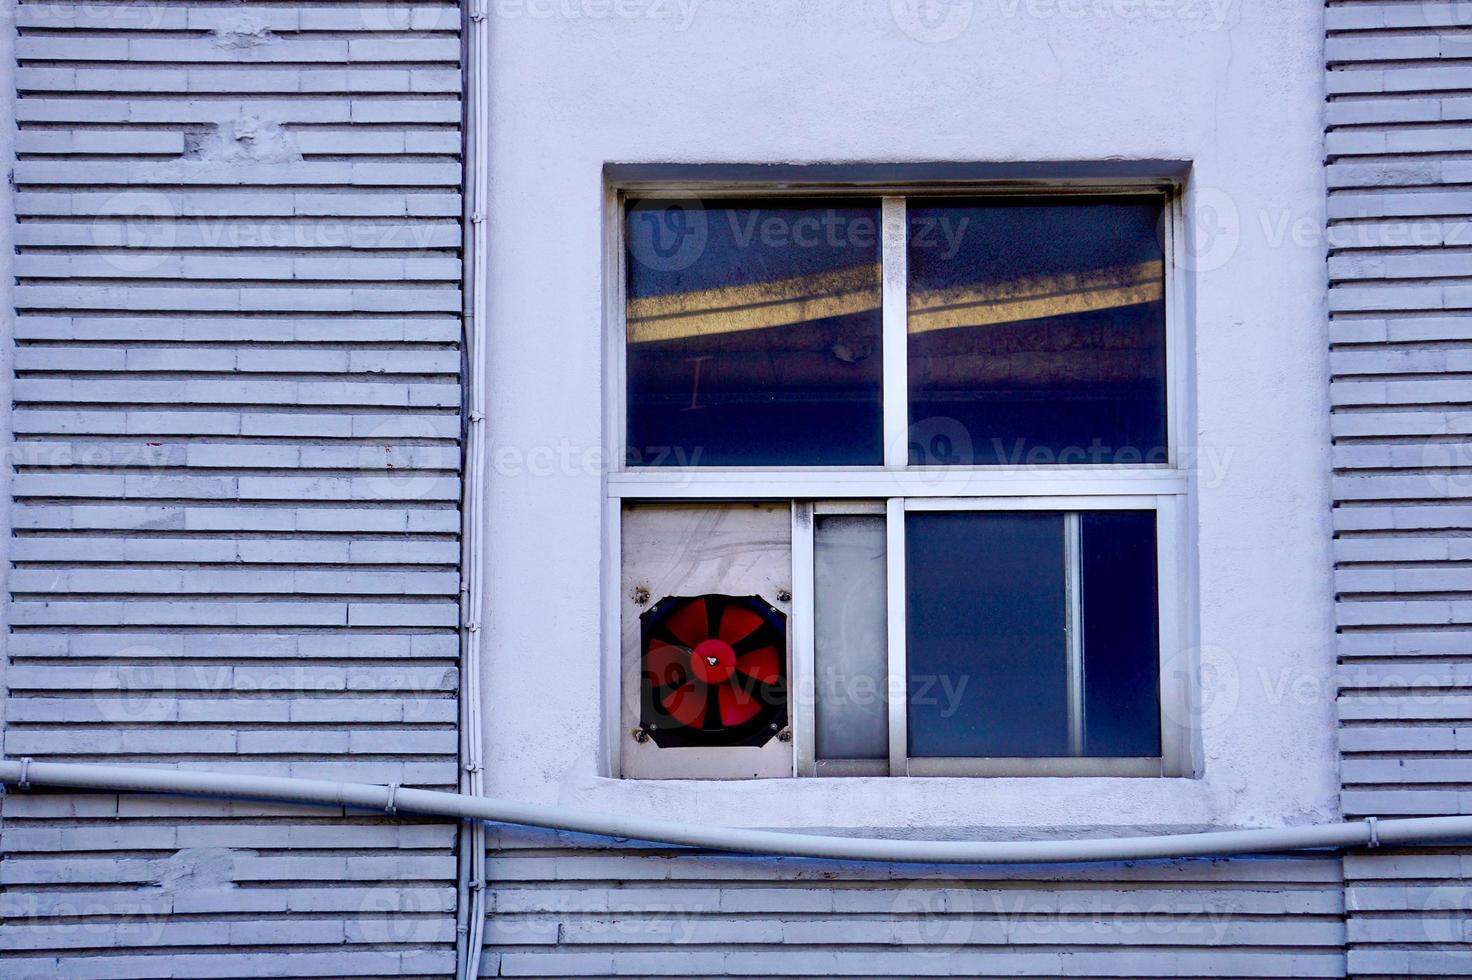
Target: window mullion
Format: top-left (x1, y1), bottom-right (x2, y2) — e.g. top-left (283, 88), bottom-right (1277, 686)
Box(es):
top-left (791, 502), bottom-right (816, 777)
top-left (1064, 511), bottom-right (1085, 758)
top-left (1156, 494), bottom-right (1193, 777)
top-left (881, 197), bottom-right (908, 468)
top-left (885, 497), bottom-right (908, 775)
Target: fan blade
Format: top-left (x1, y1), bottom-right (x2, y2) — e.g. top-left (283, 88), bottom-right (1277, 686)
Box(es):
top-left (718, 604), bottom-right (764, 645)
top-left (665, 599), bottom-right (709, 648)
top-left (645, 642), bottom-right (687, 687)
top-left (662, 681), bottom-right (708, 729)
top-left (736, 646), bottom-right (780, 684)
top-left (718, 683), bottom-right (763, 727)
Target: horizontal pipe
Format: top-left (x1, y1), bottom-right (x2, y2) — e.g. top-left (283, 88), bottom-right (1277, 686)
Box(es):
top-left (2, 758), bottom-right (1470, 864)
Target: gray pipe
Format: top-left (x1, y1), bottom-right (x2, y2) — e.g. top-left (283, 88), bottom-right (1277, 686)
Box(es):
top-left (2, 757), bottom-right (1468, 863)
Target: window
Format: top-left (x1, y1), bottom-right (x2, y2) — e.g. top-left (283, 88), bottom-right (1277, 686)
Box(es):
top-left (612, 187), bottom-right (1190, 779)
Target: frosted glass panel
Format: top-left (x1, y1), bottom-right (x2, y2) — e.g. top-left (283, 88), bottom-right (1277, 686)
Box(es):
top-left (813, 515), bottom-right (888, 760)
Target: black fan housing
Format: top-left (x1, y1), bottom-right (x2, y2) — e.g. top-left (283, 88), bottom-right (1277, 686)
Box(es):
top-left (639, 594), bottom-right (787, 748)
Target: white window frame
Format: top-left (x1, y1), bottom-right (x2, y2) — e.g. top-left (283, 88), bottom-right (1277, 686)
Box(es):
top-left (603, 180), bottom-right (1196, 780)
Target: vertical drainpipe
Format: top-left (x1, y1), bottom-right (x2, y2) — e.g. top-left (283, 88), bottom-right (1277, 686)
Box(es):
top-left (456, 0), bottom-right (490, 972)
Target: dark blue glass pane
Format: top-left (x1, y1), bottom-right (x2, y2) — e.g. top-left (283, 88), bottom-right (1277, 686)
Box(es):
top-left (1081, 511), bottom-right (1161, 757)
top-left (906, 512), bottom-right (1068, 757)
top-left (907, 197), bottom-right (1167, 466)
top-left (626, 199), bottom-right (883, 466)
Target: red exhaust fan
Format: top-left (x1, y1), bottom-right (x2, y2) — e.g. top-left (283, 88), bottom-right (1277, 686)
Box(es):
top-left (640, 594), bottom-right (787, 748)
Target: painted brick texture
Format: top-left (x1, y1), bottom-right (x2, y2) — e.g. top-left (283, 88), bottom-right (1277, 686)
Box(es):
top-left (1327, 1), bottom-right (1472, 976)
top-left (480, 828), bottom-right (1346, 978)
top-left (0, 0), bottom-right (465, 974)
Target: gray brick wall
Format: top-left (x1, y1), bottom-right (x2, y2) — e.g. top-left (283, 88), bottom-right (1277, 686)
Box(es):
top-left (481, 827), bottom-right (1346, 977)
top-left (0, 0), bottom-right (465, 974)
top-left (1327, 1), bottom-right (1472, 975)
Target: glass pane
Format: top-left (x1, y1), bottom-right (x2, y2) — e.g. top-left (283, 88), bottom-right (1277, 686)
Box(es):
top-left (905, 511), bottom-right (1068, 757)
top-left (814, 515), bottom-right (888, 761)
top-left (626, 198), bottom-right (883, 466)
top-left (1081, 511), bottom-right (1161, 757)
top-left (906, 197), bottom-right (1167, 466)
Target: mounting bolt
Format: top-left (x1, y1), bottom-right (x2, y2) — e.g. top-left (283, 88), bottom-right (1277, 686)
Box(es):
top-left (631, 728), bottom-right (650, 744)
top-left (776, 588), bottom-right (791, 603)
top-left (632, 585), bottom-right (651, 605)
top-left (777, 726), bottom-right (792, 743)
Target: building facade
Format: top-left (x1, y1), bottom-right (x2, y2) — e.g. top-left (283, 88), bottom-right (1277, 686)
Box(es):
top-left (1, 0), bottom-right (1470, 976)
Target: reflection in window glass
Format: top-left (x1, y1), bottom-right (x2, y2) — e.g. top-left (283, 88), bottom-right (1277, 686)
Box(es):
top-left (906, 511), bottom-right (1069, 757)
top-left (814, 515), bottom-right (888, 761)
top-left (626, 199), bottom-right (883, 466)
top-left (907, 197), bottom-right (1167, 466)
top-left (905, 509), bottom-right (1162, 759)
top-left (1081, 511), bottom-right (1161, 758)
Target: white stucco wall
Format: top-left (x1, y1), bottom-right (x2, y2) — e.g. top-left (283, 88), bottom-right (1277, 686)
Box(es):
top-left (480, 0), bottom-right (1335, 833)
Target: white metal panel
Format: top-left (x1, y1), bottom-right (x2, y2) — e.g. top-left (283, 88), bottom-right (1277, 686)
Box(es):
top-left (619, 502), bottom-right (794, 779)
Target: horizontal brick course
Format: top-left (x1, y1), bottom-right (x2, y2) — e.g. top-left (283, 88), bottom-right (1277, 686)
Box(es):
top-left (1, 0), bottom-right (465, 971)
top-left (1326, 4), bottom-right (1472, 974)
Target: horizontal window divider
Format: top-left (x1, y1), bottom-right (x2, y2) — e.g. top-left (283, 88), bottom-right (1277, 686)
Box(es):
top-left (813, 500), bottom-right (887, 515)
top-left (813, 759), bottom-right (890, 778)
top-left (614, 180), bottom-right (1179, 199)
top-left (904, 493), bottom-right (1169, 511)
top-left (905, 757), bottom-right (1170, 779)
top-left (609, 469), bottom-right (1189, 500)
